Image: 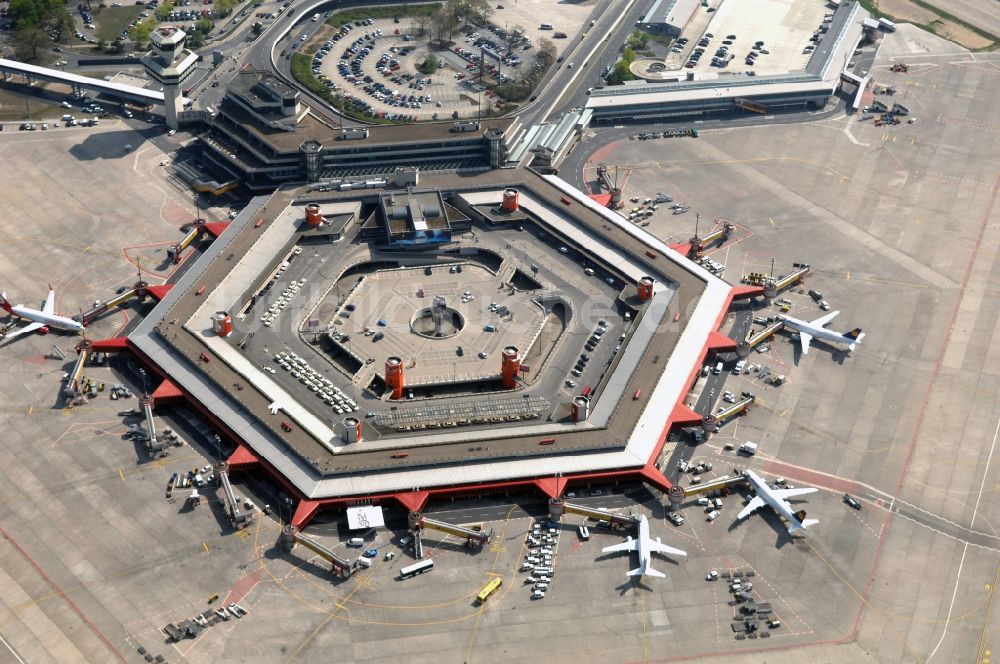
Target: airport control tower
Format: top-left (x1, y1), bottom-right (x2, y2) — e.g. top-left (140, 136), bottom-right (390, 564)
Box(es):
top-left (141, 26), bottom-right (198, 130)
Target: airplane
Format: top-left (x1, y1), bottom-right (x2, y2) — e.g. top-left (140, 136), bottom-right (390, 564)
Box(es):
top-left (779, 310), bottom-right (864, 355)
top-left (0, 287), bottom-right (85, 342)
top-left (736, 469), bottom-right (819, 534)
top-left (601, 514), bottom-right (686, 579)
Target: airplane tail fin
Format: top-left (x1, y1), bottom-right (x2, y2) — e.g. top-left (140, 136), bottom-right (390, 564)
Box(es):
top-left (0, 293), bottom-right (12, 314)
top-left (628, 564), bottom-right (665, 578)
top-left (789, 510), bottom-right (819, 532)
top-left (844, 328), bottom-right (864, 340)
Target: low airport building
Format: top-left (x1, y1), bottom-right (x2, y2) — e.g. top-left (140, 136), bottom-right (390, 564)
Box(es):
top-left (588, 1), bottom-right (868, 123)
top-left (639, 0), bottom-right (701, 37)
top-left (200, 70), bottom-right (516, 194)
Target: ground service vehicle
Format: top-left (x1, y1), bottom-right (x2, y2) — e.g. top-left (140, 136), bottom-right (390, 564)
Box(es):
top-left (476, 577), bottom-right (503, 604)
top-left (400, 559), bottom-right (434, 579)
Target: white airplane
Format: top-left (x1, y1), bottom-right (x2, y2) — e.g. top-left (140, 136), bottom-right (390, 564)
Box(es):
top-left (737, 469), bottom-right (819, 534)
top-left (0, 287), bottom-right (85, 342)
top-left (779, 310), bottom-right (864, 355)
top-left (601, 514), bottom-right (686, 579)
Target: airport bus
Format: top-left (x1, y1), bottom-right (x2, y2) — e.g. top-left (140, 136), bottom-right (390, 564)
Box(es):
top-left (476, 577), bottom-right (503, 604)
top-left (399, 558), bottom-right (434, 579)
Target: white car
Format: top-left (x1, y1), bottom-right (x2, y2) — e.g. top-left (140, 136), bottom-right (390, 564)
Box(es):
top-left (263, 366), bottom-right (276, 374)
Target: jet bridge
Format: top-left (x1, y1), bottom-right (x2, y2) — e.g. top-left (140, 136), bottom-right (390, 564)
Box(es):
top-left (139, 395), bottom-right (168, 457)
top-left (64, 340), bottom-right (91, 399)
top-left (548, 499), bottom-right (640, 528)
top-left (168, 226), bottom-right (202, 264)
top-left (408, 511), bottom-right (493, 548)
top-left (278, 525), bottom-right (355, 578)
top-left (680, 474), bottom-right (749, 498)
top-left (80, 288), bottom-right (139, 325)
top-left (701, 394), bottom-right (755, 433)
top-left (736, 319), bottom-right (785, 357)
top-left (687, 221), bottom-right (735, 258)
top-left (763, 264), bottom-right (811, 299)
top-left (216, 462), bottom-right (253, 529)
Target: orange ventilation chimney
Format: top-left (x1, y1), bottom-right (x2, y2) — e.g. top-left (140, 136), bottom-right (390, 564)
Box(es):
top-left (501, 188), bottom-right (519, 212)
top-left (212, 311), bottom-right (232, 336)
top-left (305, 203), bottom-right (324, 227)
top-left (501, 346), bottom-right (521, 389)
top-left (385, 356), bottom-right (404, 400)
top-left (342, 417), bottom-right (362, 443)
top-left (637, 276), bottom-right (655, 301)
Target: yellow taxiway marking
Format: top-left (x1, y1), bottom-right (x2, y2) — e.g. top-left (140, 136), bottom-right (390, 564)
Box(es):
top-left (118, 469), bottom-right (125, 482)
top-left (769, 217), bottom-right (775, 226)
top-left (203, 543), bottom-right (210, 554)
top-left (27, 405), bottom-right (33, 416)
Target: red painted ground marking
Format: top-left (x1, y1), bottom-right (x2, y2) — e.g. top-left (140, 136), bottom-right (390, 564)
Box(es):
top-left (853, 170), bottom-right (1000, 634)
top-left (223, 568), bottom-right (263, 606)
top-left (761, 461), bottom-right (859, 496)
top-left (0, 527), bottom-right (127, 662)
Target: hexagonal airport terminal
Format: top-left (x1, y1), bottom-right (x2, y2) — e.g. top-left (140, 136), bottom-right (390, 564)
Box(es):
top-left (124, 171), bottom-right (743, 525)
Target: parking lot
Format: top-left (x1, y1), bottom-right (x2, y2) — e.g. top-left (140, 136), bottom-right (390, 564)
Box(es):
top-left (307, 0), bottom-right (597, 122)
top-left (664, 0), bottom-right (832, 76)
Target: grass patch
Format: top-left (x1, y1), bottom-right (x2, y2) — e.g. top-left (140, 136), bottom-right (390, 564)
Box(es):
top-left (326, 3), bottom-right (440, 29)
top-left (646, 33), bottom-right (674, 48)
top-left (94, 5), bottom-right (144, 43)
top-left (856, 0), bottom-right (998, 50)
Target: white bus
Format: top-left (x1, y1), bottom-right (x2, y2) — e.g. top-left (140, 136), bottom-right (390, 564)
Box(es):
top-left (399, 558), bottom-right (434, 579)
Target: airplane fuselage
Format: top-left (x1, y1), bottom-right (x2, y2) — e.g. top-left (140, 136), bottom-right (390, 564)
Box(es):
top-left (744, 470), bottom-right (809, 532)
top-left (779, 314), bottom-right (862, 350)
top-left (10, 304), bottom-right (84, 334)
top-left (636, 513), bottom-right (654, 571)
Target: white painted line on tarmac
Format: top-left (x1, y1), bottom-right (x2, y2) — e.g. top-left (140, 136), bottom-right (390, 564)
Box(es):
top-left (926, 414), bottom-right (1000, 662)
top-left (0, 632), bottom-right (26, 664)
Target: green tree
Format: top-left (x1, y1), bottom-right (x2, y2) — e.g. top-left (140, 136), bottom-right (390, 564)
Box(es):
top-left (96, 37), bottom-right (106, 51)
top-left (194, 17), bottom-right (213, 34)
top-left (154, 2), bottom-right (173, 20)
top-left (431, 7), bottom-right (459, 44)
top-left (214, 0), bottom-right (235, 17)
top-left (607, 60), bottom-right (635, 85)
top-left (417, 52), bottom-right (439, 74)
top-left (186, 30), bottom-right (205, 47)
top-left (129, 17), bottom-right (157, 46)
top-left (536, 37), bottom-right (555, 66)
top-left (13, 26), bottom-right (49, 60)
top-left (250, 20), bottom-right (263, 36)
top-left (10, 0), bottom-right (58, 29)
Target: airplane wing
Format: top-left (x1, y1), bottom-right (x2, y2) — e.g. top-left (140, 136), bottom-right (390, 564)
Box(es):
top-left (737, 496), bottom-right (767, 521)
top-left (798, 332), bottom-right (813, 355)
top-left (602, 537), bottom-right (638, 554)
top-left (647, 540), bottom-right (687, 557)
top-left (42, 289), bottom-right (56, 315)
top-left (810, 310), bottom-right (839, 328)
top-left (1, 322), bottom-right (45, 343)
top-left (772, 487), bottom-right (818, 500)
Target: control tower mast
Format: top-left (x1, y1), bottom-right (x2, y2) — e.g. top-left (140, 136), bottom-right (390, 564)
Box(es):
top-left (141, 26), bottom-right (198, 130)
